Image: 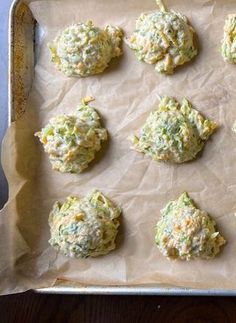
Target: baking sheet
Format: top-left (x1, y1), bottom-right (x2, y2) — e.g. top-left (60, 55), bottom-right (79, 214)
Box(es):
top-left (1, 0), bottom-right (236, 294)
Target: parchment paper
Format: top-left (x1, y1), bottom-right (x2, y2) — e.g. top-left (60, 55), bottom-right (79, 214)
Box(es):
top-left (1, 0), bottom-right (236, 294)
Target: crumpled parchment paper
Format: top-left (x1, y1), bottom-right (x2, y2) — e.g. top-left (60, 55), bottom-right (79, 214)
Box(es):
top-left (1, 0), bottom-right (236, 294)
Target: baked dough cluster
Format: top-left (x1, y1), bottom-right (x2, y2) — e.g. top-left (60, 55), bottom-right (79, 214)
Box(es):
top-left (127, 1), bottom-right (197, 74)
top-left (221, 14), bottom-right (236, 63)
top-left (49, 21), bottom-right (123, 77)
top-left (49, 190), bottom-right (121, 258)
top-left (155, 192), bottom-right (226, 260)
top-left (35, 97), bottom-right (107, 173)
top-left (130, 97), bottom-right (217, 164)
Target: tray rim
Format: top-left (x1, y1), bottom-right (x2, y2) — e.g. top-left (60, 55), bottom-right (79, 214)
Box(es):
top-left (8, 0), bottom-right (16, 126)
top-left (7, 0), bottom-right (236, 296)
top-left (36, 285), bottom-right (236, 296)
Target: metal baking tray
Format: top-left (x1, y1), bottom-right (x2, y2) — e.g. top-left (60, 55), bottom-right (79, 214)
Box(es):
top-left (8, 0), bottom-right (236, 295)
